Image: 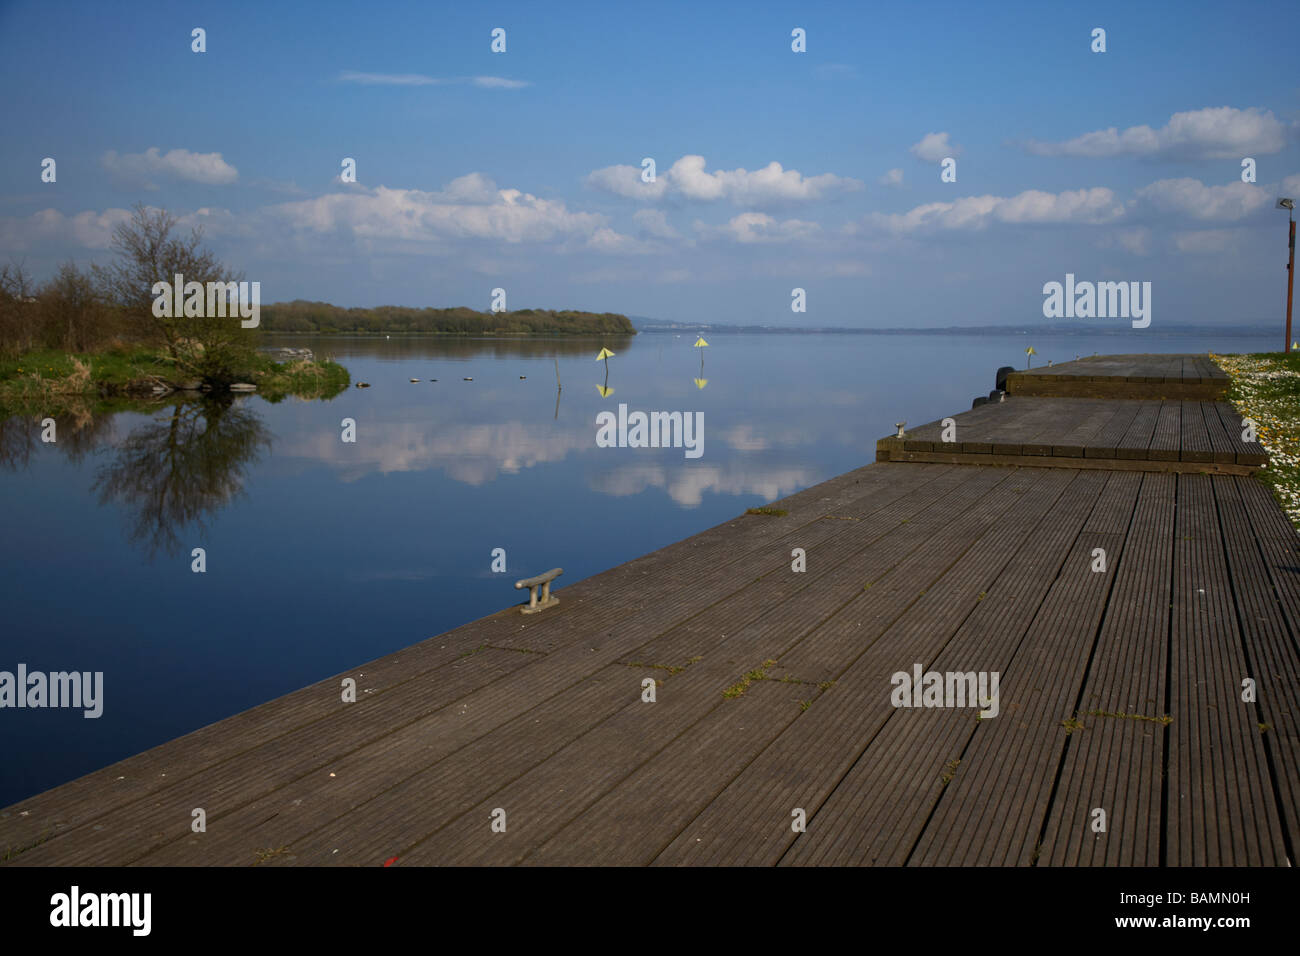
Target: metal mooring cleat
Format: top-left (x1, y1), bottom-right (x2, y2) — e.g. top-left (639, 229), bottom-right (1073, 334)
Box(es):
top-left (515, 567), bottom-right (563, 614)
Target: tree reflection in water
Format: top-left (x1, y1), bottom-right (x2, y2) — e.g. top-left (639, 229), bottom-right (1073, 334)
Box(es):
top-left (91, 397), bottom-right (271, 558)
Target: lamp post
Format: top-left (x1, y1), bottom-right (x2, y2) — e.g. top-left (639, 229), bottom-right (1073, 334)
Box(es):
top-left (1280, 198), bottom-right (1295, 354)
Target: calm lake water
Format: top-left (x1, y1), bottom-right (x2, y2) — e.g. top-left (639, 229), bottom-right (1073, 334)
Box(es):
top-left (0, 329), bottom-right (1276, 806)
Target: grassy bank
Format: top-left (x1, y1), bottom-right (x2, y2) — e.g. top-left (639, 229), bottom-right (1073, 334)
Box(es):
top-left (1212, 350), bottom-right (1300, 529)
top-left (0, 347), bottom-right (350, 414)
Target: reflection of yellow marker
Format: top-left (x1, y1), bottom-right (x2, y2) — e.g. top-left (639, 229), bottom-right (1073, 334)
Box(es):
top-left (596, 347), bottom-right (615, 394)
top-left (694, 337), bottom-right (709, 383)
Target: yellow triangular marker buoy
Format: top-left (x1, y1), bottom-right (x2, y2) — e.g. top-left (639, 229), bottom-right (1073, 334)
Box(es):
top-left (595, 348), bottom-right (614, 360)
top-left (694, 337), bottom-right (709, 348)
top-left (1026, 346), bottom-right (1036, 355)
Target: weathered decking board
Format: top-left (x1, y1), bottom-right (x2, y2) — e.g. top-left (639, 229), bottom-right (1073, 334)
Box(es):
top-left (780, 471), bottom-right (1109, 865)
top-left (906, 474), bottom-right (1134, 865)
top-left (1214, 476), bottom-right (1300, 854)
top-left (1006, 354), bottom-right (1229, 400)
top-left (877, 398), bottom-right (1266, 472)
top-left (1166, 477), bottom-right (1287, 864)
top-left (1038, 473), bottom-right (1172, 866)
top-left (3, 353), bottom-right (1297, 869)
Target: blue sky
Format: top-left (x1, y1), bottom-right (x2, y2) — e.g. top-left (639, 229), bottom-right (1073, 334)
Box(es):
top-left (1, 0), bottom-right (1297, 327)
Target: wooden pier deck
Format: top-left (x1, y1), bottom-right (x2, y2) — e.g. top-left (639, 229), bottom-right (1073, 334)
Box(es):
top-left (2, 354), bottom-right (1297, 867)
top-left (1006, 353), bottom-right (1230, 400)
top-left (876, 398), bottom-right (1266, 473)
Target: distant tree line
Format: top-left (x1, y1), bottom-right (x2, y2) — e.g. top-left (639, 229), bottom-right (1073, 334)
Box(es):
top-left (258, 301), bottom-right (637, 335)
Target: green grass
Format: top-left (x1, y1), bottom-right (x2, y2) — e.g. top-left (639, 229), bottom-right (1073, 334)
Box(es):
top-left (1213, 350), bottom-right (1300, 529)
top-left (0, 346), bottom-right (349, 413)
top-left (745, 506), bottom-right (788, 517)
top-left (722, 659), bottom-right (778, 699)
top-left (1086, 709), bottom-right (1173, 726)
top-left (1, 827), bottom-right (54, 862)
top-left (252, 845), bottom-right (291, 865)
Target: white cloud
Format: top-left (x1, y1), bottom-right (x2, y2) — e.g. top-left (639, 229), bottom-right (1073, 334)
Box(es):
top-left (101, 147), bottom-right (238, 188)
top-left (879, 168), bottom-right (904, 187)
top-left (1110, 227), bottom-right (1152, 256)
top-left (586, 155), bottom-right (861, 207)
top-left (870, 187), bottom-right (1124, 233)
top-left (433, 172), bottom-right (502, 204)
top-left (340, 72), bottom-right (444, 86)
top-left (585, 226), bottom-right (662, 255)
top-left (584, 164), bottom-right (670, 200)
top-left (1281, 173), bottom-right (1300, 196)
top-left (339, 72), bottom-right (528, 89)
top-left (910, 132), bottom-right (959, 163)
top-left (268, 178), bottom-right (605, 244)
top-left (1173, 230), bottom-right (1236, 254)
top-left (694, 212), bottom-right (820, 243)
top-left (0, 207), bottom-right (133, 250)
top-left (1025, 106), bottom-right (1288, 159)
top-left (1135, 178), bottom-right (1270, 221)
top-left (472, 76), bottom-right (529, 89)
top-left (632, 208), bottom-right (680, 239)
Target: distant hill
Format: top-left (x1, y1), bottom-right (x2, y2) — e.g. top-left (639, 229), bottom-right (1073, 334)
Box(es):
top-left (260, 301), bottom-right (636, 335)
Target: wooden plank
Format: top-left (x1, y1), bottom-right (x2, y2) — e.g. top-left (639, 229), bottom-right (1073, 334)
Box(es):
top-left (907, 475), bottom-right (1137, 865)
top-left (1202, 402), bottom-right (1238, 464)
top-left (652, 470), bottom-right (1098, 865)
top-left (1051, 401), bottom-right (1125, 458)
top-left (1115, 402), bottom-right (1160, 460)
top-left (780, 472), bottom-right (1117, 865)
top-left (1212, 476), bottom-right (1300, 852)
top-left (1085, 403), bottom-right (1141, 458)
top-left (1038, 473), bottom-right (1173, 865)
top-left (1165, 476), bottom-right (1287, 864)
top-left (1149, 403), bottom-right (1181, 461)
top-left (888, 449), bottom-right (1256, 476)
top-left (1210, 402), bottom-right (1268, 466)
top-left (1179, 401), bottom-right (1214, 463)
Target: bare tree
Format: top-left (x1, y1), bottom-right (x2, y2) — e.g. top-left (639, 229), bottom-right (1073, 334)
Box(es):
top-left (40, 261), bottom-right (110, 352)
top-left (94, 204), bottom-right (253, 384)
top-left (0, 259), bottom-right (37, 355)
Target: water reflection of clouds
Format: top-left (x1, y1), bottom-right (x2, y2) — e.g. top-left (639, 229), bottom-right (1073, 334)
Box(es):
top-left (589, 462), bottom-right (817, 508)
top-left (280, 421), bottom-right (590, 485)
top-left (277, 415), bottom-right (823, 504)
